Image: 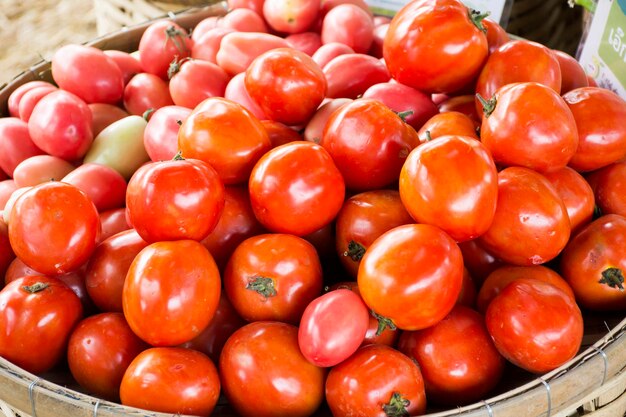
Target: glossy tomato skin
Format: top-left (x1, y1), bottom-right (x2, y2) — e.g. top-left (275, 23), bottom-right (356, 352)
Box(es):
top-left (18, 85), bottom-right (58, 122)
top-left (458, 238), bottom-right (504, 287)
top-left (9, 182), bottom-right (100, 275)
top-left (98, 208), bottom-right (131, 243)
top-left (559, 214), bottom-right (626, 311)
top-left (216, 32), bottom-right (290, 76)
top-left (0, 275), bottom-right (83, 374)
top-left (123, 73), bottom-right (174, 117)
top-left (103, 50), bottom-right (142, 85)
top-left (168, 59), bottom-right (230, 109)
top-left (248, 141), bottom-right (345, 236)
top-left (483, 18), bottom-right (509, 54)
top-left (478, 167), bottom-right (570, 266)
top-left (321, 98), bottom-right (419, 191)
top-left (400, 135), bottom-right (498, 242)
top-left (126, 158), bottom-right (225, 243)
top-left (416, 111), bottom-right (479, 142)
top-left (383, 0), bottom-right (488, 94)
top-left (323, 53), bottom-right (390, 99)
top-left (143, 105), bottom-right (191, 162)
top-left (138, 20), bottom-right (192, 80)
top-left (225, 233), bottom-right (323, 324)
top-left (62, 163), bottom-right (128, 212)
top-left (0, 117), bottom-right (44, 178)
top-left (303, 97), bottom-right (352, 144)
top-left (120, 347), bottom-right (220, 415)
top-left (326, 344), bottom-right (427, 417)
top-left (358, 224), bottom-right (464, 330)
top-left (480, 82), bottom-right (578, 173)
top-left (486, 278), bottom-right (583, 373)
top-left (261, 120), bottom-right (303, 147)
top-left (553, 50), bottom-right (589, 93)
top-left (123, 240), bottom-right (221, 346)
top-left (7, 81), bottom-right (52, 118)
top-left (12, 155), bottom-right (75, 188)
top-left (398, 306), bottom-right (504, 405)
top-left (67, 312), bottom-right (147, 401)
top-left (263, 0), bottom-right (320, 34)
top-left (544, 166), bottom-right (595, 232)
top-left (587, 162), bottom-right (626, 218)
top-left (320, 3), bottom-right (374, 53)
top-left (219, 321), bottom-right (326, 417)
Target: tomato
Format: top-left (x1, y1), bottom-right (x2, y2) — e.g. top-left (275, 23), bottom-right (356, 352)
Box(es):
top-left (263, 0), bottom-right (320, 34)
top-left (0, 275), bottom-right (82, 374)
top-left (228, 0), bottom-right (264, 14)
top-left (358, 224), bottom-right (464, 330)
top-left (0, 180), bottom-right (17, 211)
top-left (361, 82), bottom-right (439, 131)
top-left (321, 4), bottom-right (374, 53)
top-left (123, 240), bottom-right (221, 346)
top-left (553, 49), bottom-right (588, 93)
top-left (478, 167), bottom-right (570, 266)
top-left (85, 229), bottom-right (148, 312)
top-left (28, 90), bottom-right (93, 161)
top-left (400, 135), bottom-right (498, 242)
top-left (483, 18), bottom-right (509, 54)
top-left (398, 305), bottom-right (504, 405)
top-left (335, 190), bottom-right (414, 279)
top-left (191, 27), bottom-right (234, 63)
top-left (103, 50), bottom-right (142, 85)
top-left (7, 81), bottom-right (52, 118)
top-left (303, 97), bottom-right (352, 144)
top-left (98, 208), bottom-right (131, 243)
top-left (216, 32), bottom-right (290, 75)
top-left (139, 20), bottom-right (192, 80)
top-left (457, 267), bottom-right (477, 308)
top-left (178, 97), bottom-right (271, 184)
top-left (416, 111), bottom-right (478, 143)
top-left (123, 73), bottom-right (174, 117)
top-left (121, 347), bottom-right (220, 415)
top-left (384, 0), bottom-right (488, 94)
top-left (587, 162), bottom-right (626, 218)
top-left (168, 59), bottom-right (230, 109)
top-left (67, 312), bottom-right (147, 401)
top-left (486, 278), bottom-right (583, 373)
top-left (261, 120), bottom-right (302, 147)
top-left (560, 214), bottom-right (626, 311)
top-left (89, 103), bottom-right (129, 137)
top-left (18, 85), bottom-right (58, 122)
top-left (219, 7), bottom-right (269, 32)
top-left (62, 163), bottom-right (127, 212)
top-left (323, 53), bottom-right (390, 99)
top-left (245, 48), bottom-right (326, 125)
top-left (438, 94), bottom-right (481, 127)
top-left (9, 182), bottom-right (99, 275)
top-left (458, 239), bottom-right (505, 287)
top-left (0, 117), bottom-right (43, 177)
top-left (476, 265), bottom-right (575, 313)
top-left (220, 321), bottom-right (325, 417)
top-left (143, 105), bottom-right (191, 162)
top-left (51, 44), bottom-right (124, 105)
top-left (563, 87), bottom-right (626, 172)
top-left (368, 23), bottom-right (388, 58)
top-left (248, 142), bottom-right (345, 236)
top-left (12, 155), bottom-right (74, 188)
top-left (285, 32), bottom-right (322, 56)
top-left (0, 219), bottom-right (15, 280)
top-left (224, 72), bottom-right (268, 120)
top-left (326, 344), bottom-right (427, 417)
top-left (191, 16), bottom-right (221, 42)
top-left (320, 0), bottom-right (373, 17)
top-left (311, 42), bottom-right (355, 69)
top-left (544, 166), bottom-right (595, 232)
top-left (321, 98), bottom-right (419, 190)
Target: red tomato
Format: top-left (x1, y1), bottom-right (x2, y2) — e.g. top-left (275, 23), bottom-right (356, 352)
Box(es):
top-left (438, 94), bottom-right (482, 127)
top-left (311, 42), bottom-right (355, 69)
top-left (563, 87), bottom-right (626, 172)
top-left (138, 20), bottom-right (192, 80)
top-left (560, 214), bottom-right (626, 311)
top-left (384, 0), bottom-right (488, 93)
top-left (544, 166), bottom-right (595, 232)
top-left (9, 182), bottom-right (100, 275)
top-left (320, 0), bottom-right (373, 17)
top-left (143, 105), bottom-right (191, 162)
top-left (62, 163), bottom-right (127, 212)
top-left (457, 268), bottom-right (478, 308)
top-left (98, 208), bottom-right (131, 243)
top-left (67, 312), bottom-right (147, 401)
top-left (123, 73), bottom-right (174, 117)
top-left (120, 347), bottom-right (220, 415)
top-left (85, 229), bottom-right (149, 312)
top-left (103, 50), bottom-right (142, 85)
top-left (248, 141), bottom-right (345, 236)
top-left (398, 305), bottom-right (504, 405)
top-left (0, 117), bottom-right (43, 177)
top-left (216, 32), bottom-right (290, 75)
top-left (7, 81), bottom-right (52, 118)
top-left (126, 158), bottom-right (224, 242)
top-left (89, 103), bottom-right (129, 137)
top-left (245, 48), bottom-right (327, 125)
top-left (0, 219), bottom-right (15, 279)
top-left (358, 224), bottom-right (464, 330)
top-left (219, 7), bottom-right (269, 32)
top-left (18, 85), bottom-right (58, 122)
top-left (303, 97), bottom-right (352, 143)
top-left (486, 278), bottom-right (583, 373)
top-left (368, 23), bottom-right (388, 58)
top-left (178, 97), bottom-right (271, 184)
top-left (458, 239), bottom-right (504, 286)
top-left (321, 98), bottom-right (419, 190)
top-left (0, 275), bottom-right (82, 374)
top-left (28, 90), bottom-right (93, 161)
top-left (323, 53), bottom-right (390, 99)
top-left (263, 0), bottom-right (320, 34)
top-left (483, 18), bottom-right (510, 54)
top-left (416, 111), bottom-right (478, 142)
top-left (553, 49), bottom-right (589, 93)
top-left (220, 321), bottom-right (325, 417)
top-left (12, 155), bottom-right (75, 188)
top-left (224, 72), bottom-right (268, 120)
top-left (285, 32), bottom-right (322, 56)
top-left (228, 0), bottom-right (264, 14)
top-left (587, 162), bottom-right (626, 218)
top-left (321, 4), bottom-right (374, 53)
top-left (168, 59), bottom-right (230, 109)
top-left (400, 135), bottom-right (498, 242)
top-left (191, 27), bottom-right (234, 63)
top-left (123, 240), bottom-right (221, 346)
top-left (478, 167), bottom-right (570, 266)
top-left (261, 120), bottom-right (303, 147)
top-left (326, 344), bottom-right (427, 417)
top-left (191, 16), bottom-right (221, 42)
top-left (0, 180), bottom-right (17, 211)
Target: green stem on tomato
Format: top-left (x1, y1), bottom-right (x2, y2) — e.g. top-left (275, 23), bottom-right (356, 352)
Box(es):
top-left (599, 267), bottom-right (624, 291)
top-left (246, 276), bottom-right (277, 298)
top-left (22, 282), bottom-right (49, 294)
top-left (382, 392), bottom-right (410, 417)
top-left (468, 9), bottom-right (490, 33)
top-left (344, 240), bottom-right (366, 262)
top-left (476, 93), bottom-right (497, 117)
top-left (371, 311), bottom-right (397, 336)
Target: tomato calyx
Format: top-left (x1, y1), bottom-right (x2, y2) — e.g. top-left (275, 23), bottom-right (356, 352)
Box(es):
top-left (395, 110), bottom-right (414, 124)
top-left (21, 282), bottom-right (50, 294)
top-left (164, 25), bottom-right (190, 56)
top-left (372, 310), bottom-right (397, 336)
top-left (246, 276), bottom-right (277, 298)
top-left (142, 108), bottom-right (155, 121)
top-left (599, 267), bottom-right (625, 291)
top-left (476, 93), bottom-right (497, 117)
top-left (344, 240), bottom-right (366, 262)
top-left (167, 57), bottom-right (192, 80)
top-left (382, 392), bottom-right (410, 417)
top-left (173, 151), bottom-right (185, 161)
top-left (423, 130), bottom-right (433, 142)
top-left (468, 9), bottom-right (490, 34)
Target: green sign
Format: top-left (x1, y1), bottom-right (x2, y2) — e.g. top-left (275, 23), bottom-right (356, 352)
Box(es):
top-left (599, 0), bottom-right (626, 87)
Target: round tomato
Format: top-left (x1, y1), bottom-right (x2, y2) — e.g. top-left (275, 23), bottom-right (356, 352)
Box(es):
top-left (89, 103), bottom-right (129, 137)
top-left (458, 239), bottom-right (505, 286)
top-left (123, 73), bottom-right (174, 117)
top-left (168, 59), bottom-right (230, 109)
top-left (219, 7), bottom-right (269, 33)
top-left (587, 162), bottom-right (626, 218)
top-left (12, 155), bottom-right (75, 188)
top-left (323, 53), bottom-right (390, 99)
top-left (98, 208), bottom-right (131, 243)
top-left (416, 111), bottom-right (479, 142)
top-left (7, 81), bottom-right (52, 118)
top-left (0, 118), bottom-right (44, 178)
top-left (544, 166), bottom-right (595, 232)
top-left (143, 105), bottom-right (191, 162)
top-left (262, 0), bottom-right (320, 34)
top-left (553, 49), bottom-right (589, 94)
top-left (216, 32), bottom-right (290, 76)
top-left (320, 3), bottom-right (374, 53)
top-left (138, 20), bottom-right (192, 80)
top-left (62, 163), bottom-right (127, 212)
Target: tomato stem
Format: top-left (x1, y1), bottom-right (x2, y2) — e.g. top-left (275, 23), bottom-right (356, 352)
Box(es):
top-left (476, 93), bottom-right (496, 117)
top-left (246, 276), bottom-right (277, 298)
top-left (372, 311), bottom-right (397, 336)
top-left (142, 108), bottom-right (155, 121)
top-left (382, 392), bottom-right (410, 417)
top-left (599, 267), bottom-right (624, 291)
top-left (396, 110), bottom-right (414, 123)
top-left (468, 9), bottom-right (489, 33)
top-left (173, 151), bottom-right (185, 161)
top-left (423, 130), bottom-right (433, 142)
top-left (164, 25), bottom-right (190, 56)
top-left (22, 282), bottom-right (49, 294)
top-left (344, 240), bottom-right (366, 262)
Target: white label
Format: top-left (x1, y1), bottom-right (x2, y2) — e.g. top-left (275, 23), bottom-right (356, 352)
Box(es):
top-left (364, 0), bottom-right (509, 24)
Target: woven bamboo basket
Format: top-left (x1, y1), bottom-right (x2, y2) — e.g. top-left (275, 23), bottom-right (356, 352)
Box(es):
top-left (1, 1), bottom-right (624, 417)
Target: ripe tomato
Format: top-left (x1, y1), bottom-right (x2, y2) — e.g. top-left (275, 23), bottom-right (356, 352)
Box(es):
top-left (98, 207), bottom-right (131, 243)
top-left (303, 97), bottom-right (352, 144)
top-left (123, 73), bottom-right (174, 117)
top-left (400, 135), bottom-right (498, 242)
top-left (123, 240), bottom-right (221, 346)
top-left (261, 120), bottom-right (302, 147)
top-left (12, 155), bottom-right (74, 188)
top-left (369, 22), bottom-right (388, 58)
top-left (103, 50), bottom-right (142, 85)
top-left (216, 32), bottom-right (290, 75)
top-left (416, 111), bottom-right (478, 142)
top-left (219, 7), bottom-right (269, 33)
top-left (0, 275), bottom-right (83, 374)
top-left (384, 0), bottom-right (488, 94)
top-left (458, 238), bottom-right (505, 286)
top-left (224, 72), bottom-right (268, 120)
top-left (323, 53), bottom-right (390, 99)
top-left (0, 219), bottom-right (15, 279)
top-left (192, 27), bottom-right (235, 63)
top-left (248, 141), bottom-right (345, 236)
top-left (138, 20), bottom-right (192, 80)
top-left (553, 49), bottom-right (589, 93)
top-left (225, 233), bottom-right (322, 324)
top-left (321, 4), bottom-right (374, 53)
top-left (9, 182), bottom-right (100, 275)
top-left (285, 32), bottom-right (322, 56)
top-left (559, 214), bottom-right (626, 311)
top-left (483, 18), bottom-right (509, 54)
top-left (587, 162), bottom-right (626, 217)
top-left (0, 117), bottom-right (44, 177)
top-left (219, 321), bottom-right (325, 417)
top-left (358, 224), bottom-right (464, 330)
top-left (325, 344), bottom-right (426, 417)
top-left (544, 166), bottom-right (595, 232)
top-left (143, 105), bottom-right (191, 162)
top-left (7, 81), bottom-right (52, 118)
top-left (478, 167), bottom-right (570, 266)
top-left (62, 163), bottom-right (127, 212)
top-left (126, 158), bottom-right (224, 242)
top-left (486, 278), bottom-right (583, 373)
top-left (228, 0), bottom-right (264, 14)
top-left (262, 0), bottom-right (320, 34)
top-left (168, 59), bottom-right (230, 109)
top-left (67, 312), bottom-right (147, 401)
top-left (89, 103), bottom-right (129, 137)
top-left (311, 42), bottom-right (355, 69)
top-left (17, 85), bottom-right (58, 122)
top-left (398, 305), bottom-right (504, 405)
top-left (0, 180), bottom-right (17, 211)
top-left (437, 94), bottom-right (481, 127)
top-left (120, 347), bottom-right (220, 415)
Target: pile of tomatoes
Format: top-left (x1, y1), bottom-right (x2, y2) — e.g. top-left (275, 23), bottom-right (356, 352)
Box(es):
top-left (0, 0), bottom-right (625, 416)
